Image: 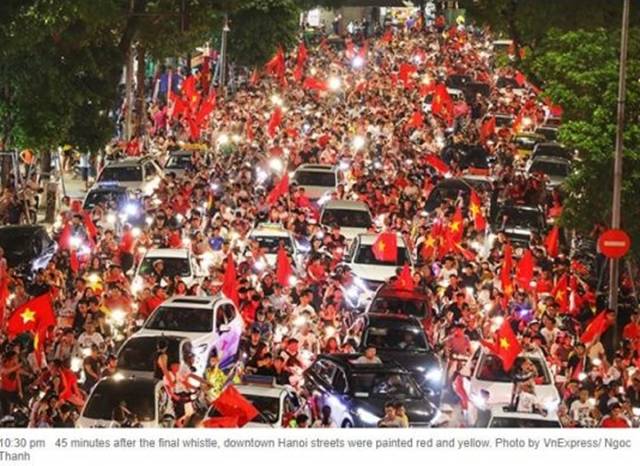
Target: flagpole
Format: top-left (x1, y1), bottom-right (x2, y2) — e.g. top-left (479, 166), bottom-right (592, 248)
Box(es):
top-left (608, 0), bottom-right (630, 348)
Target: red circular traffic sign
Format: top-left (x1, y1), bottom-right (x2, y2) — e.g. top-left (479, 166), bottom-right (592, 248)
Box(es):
top-left (598, 229), bottom-right (631, 258)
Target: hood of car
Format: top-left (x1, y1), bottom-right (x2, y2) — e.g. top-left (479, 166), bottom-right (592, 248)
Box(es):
top-left (352, 397), bottom-right (437, 425)
top-left (350, 263), bottom-right (398, 283)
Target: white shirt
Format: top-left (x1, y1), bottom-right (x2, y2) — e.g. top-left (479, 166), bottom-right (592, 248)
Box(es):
top-left (569, 399), bottom-right (593, 425)
top-left (77, 332), bottom-right (104, 351)
top-left (515, 391), bottom-right (538, 413)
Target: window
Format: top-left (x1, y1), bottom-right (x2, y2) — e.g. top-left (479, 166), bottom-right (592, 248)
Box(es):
top-left (221, 304), bottom-right (237, 323)
top-left (144, 163), bottom-right (157, 180)
top-left (312, 359), bottom-right (336, 386)
top-left (215, 306), bottom-right (227, 329)
top-left (333, 370), bottom-right (347, 394)
top-left (145, 307), bottom-right (213, 333)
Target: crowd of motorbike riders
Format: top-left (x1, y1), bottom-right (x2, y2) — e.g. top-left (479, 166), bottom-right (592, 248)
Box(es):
top-left (1, 16), bottom-right (640, 429)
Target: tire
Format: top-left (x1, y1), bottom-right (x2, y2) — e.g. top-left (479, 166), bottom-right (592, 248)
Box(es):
top-left (342, 419), bottom-right (353, 428)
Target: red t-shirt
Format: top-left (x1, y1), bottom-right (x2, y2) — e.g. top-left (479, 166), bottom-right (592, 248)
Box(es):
top-left (601, 417), bottom-right (630, 428)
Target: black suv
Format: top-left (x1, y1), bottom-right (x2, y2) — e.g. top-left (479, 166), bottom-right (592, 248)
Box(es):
top-left (303, 354), bottom-right (438, 427)
top-left (0, 225), bottom-right (56, 277)
top-left (356, 313), bottom-right (443, 404)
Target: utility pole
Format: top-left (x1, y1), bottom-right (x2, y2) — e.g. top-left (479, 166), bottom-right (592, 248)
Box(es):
top-left (609, 0), bottom-right (630, 346)
top-left (218, 13), bottom-right (230, 91)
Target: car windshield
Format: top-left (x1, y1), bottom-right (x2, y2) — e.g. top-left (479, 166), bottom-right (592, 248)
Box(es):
top-left (476, 355), bottom-right (551, 384)
top-left (350, 372), bottom-right (422, 398)
top-left (251, 235), bottom-right (293, 254)
top-left (83, 382), bottom-right (155, 421)
top-left (243, 394), bottom-right (279, 424)
top-left (84, 191), bottom-right (127, 210)
top-left (117, 338), bottom-right (182, 372)
top-left (370, 296), bottom-right (430, 319)
top-left (363, 325), bottom-right (429, 352)
top-left (0, 230), bottom-right (40, 263)
top-left (145, 307), bottom-right (213, 333)
top-left (354, 245), bottom-right (410, 266)
top-left (535, 145), bottom-right (568, 158)
top-left (100, 166), bottom-right (142, 183)
top-left (294, 170), bottom-right (336, 187)
top-left (321, 209), bottom-right (372, 229)
top-left (138, 257), bottom-right (191, 278)
top-left (499, 208), bottom-right (544, 230)
top-left (489, 417), bottom-right (561, 428)
top-left (166, 155), bottom-right (192, 169)
top-left (530, 161), bottom-right (569, 177)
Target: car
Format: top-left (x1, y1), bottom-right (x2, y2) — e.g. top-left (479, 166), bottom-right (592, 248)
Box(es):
top-left (82, 184), bottom-right (145, 228)
top-left (491, 204), bottom-right (546, 247)
top-left (116, 335), bottom-right (189, 378)
top-left (247, 222), bottom-right (303, 271)
top-left (513, 132), bottom-right (545, 158)
top-left (344, 233), bottom-right (413, 291)
top-left (531, 142), bottom-right (572, 160)
top-left (131, 248), bottom-right (204, 295)
top-left (0, 225), bottom-right (56, 277)
top-left (423, 88), bottom-right (464, 114)
top-left (205, 377), bottom-right (307, 428)
top-left (77, 374), bottom-right (174, 428)
top-left (96, 157), bottom-right (164, 194)
top-left (355, 313), bottom-right (443, 403)
top-left (465, 347), bottom-right (561, 426)
top-left (304, 354), bottom-right (438, 427)
top-left (319, 199), bottom-right (373, 241)
top-left (525, 155), bottom-right (571, 189)
top-left (461, 174), bottom-right (495, 194)
top-left (424, 178), bottom-right (474, 212)
top-left (134, 295), bottom-right (244, 374)
top-left (163, 150), bottom-right (194, 177)
top-left (292, 164), bottom-right (341, 201)
top-left (493, 113), bottom-right (514, 129)
top-left (534, 125), bottom-right (559, 141)
top-left (366, 283), bottom-right (434, 321)
top-left (481, 404), bottom-right (562, 428)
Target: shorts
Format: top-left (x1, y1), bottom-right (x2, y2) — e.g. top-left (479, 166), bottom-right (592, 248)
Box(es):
top-left (81, 167), bottom-right (90, 181)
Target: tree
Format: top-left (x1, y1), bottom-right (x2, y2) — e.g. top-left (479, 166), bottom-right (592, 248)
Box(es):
top-left (522, 28), bottom-right (640, 258)
top-left (217, 0), bottom-right (302, 68)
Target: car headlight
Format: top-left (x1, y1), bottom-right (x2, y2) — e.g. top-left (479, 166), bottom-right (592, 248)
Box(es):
top-left (425, 368), bottom-right (443, 383)
top-left (356, 408), bottom-right (380, 425)
top-left (123, 203), bottom-right (138, 217)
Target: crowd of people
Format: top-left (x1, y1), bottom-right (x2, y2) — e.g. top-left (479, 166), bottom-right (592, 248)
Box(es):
top-left (1, 12), bottom-right (639, 429)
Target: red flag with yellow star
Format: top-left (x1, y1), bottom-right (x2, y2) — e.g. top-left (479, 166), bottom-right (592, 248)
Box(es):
top-left (372, 232), bottom-right (398, 262)
top-left (482, 319), bottom-right (522, 371)
top-left (420, 233), bottom-right (438, 260)
top-left (448, 206), bottom-right (464, 244)
top-left (7, 293), bottom-right (56, 337)
top-left (469, 190), bottom-right (486, 232)
top-left (552, 273), bottom-right (570, 313)
top-left (500, 244), bottom-right (514, 301)
top-left (396, 264), bottom-right (414, 291)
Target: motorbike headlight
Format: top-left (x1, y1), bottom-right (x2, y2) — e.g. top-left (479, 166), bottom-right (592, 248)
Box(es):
top-left (123, 203), bottom-right (138, 217)
top-left (356, 408), bottom-right (380, 425)
top-left (425, 368), bottom-right (443, 383)
top-left (110, 309), bottom-right (126, 326)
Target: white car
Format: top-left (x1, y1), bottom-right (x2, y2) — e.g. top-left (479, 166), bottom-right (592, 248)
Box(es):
top-left (134, 295), bottom-right (244, 374)
top-left (96, 157), bottom-right (164, 195)
top-left (344, 233), bottom-right (413, 291)
top-left (292, 164), bottom-right (341, 201)
top-left (320, 200), bottom-right (373, 242)
top-left (131, 248), bottom-right (204, 295)
top-left (77, 374), bottom-right (173, 428)
top-left (205, 379), bottom-right (306, 428)
top-left (163, 150), bottom-right (193, 177)
top-left (247, 223), bottom-right (302, 271)
top-left (484, 404), bottom-right (562, 428)
top-left (116, 334), bottom-right (189, 378)
top-left (465, 347), bottom-right (561, 426)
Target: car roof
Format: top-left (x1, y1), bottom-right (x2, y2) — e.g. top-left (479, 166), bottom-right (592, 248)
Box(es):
top-left (96, 374), bottom-right (159, 390)
top-left (479, 346), bottom-right (546, 360)
top-left (160, 294), bottom-right (229, 309)
top-left (375, 283), bottom-right (431, 300)
top-left (489, 404), bottom-right (560, 421)
top-left (142, 248), bottom-right (189, 259)
top-left (236, 384), bottom-right (288, 398)
top-left (249, 223), bottom-right (291, 237)
top-left (365, 312), bottom-right (422, 326)
top-left (322, 199), bottom-right (370, 211)
top-left (87, 185), bottom-right (128, 193)
top-left (530, 155), bottom-right (570, 164)
top-left (103, 157), bottom-right (150, 167)
top-left (0, 225), bottom-right (46, 234)
top-left (319, 353), bottom-right (408, 373)
top-left (295, 164), bottom-right (336, 172)
top-left (357, 233), bottom-right (406, 247)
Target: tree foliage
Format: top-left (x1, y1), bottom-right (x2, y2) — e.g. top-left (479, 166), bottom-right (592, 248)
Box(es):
top-left (523, 28), bottom-right (640, 258)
